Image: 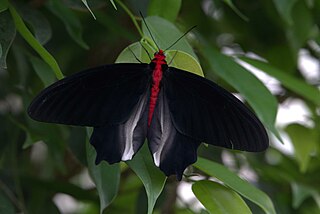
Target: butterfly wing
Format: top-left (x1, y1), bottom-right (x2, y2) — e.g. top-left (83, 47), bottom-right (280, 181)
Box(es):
top-left (28, 63), bottom-right (151, 126)
top-left (163, 67), bottom-right (269, 152)
top-left (147, 89), bottom-right (200, 180)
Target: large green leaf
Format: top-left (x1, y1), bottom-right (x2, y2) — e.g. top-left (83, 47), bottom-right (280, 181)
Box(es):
top-left (116, 41), bottom-right (154, 63)
top-left (86, 130), bottom-right (120, 213)
top-left (46, 0), bottom-right (89, 49)
top-left (127, 144), bottom-right (167, 214)
top-left (148, 0), bottom-right (181, 22)
top-left (285, 123), bottom-right (318, 173)
top-left (142, 16), bottom-right (198, 60)
top-left (8, 3), bottom-right (63, 79)
top-left (202, 47), bottom-right (280, 140)
top-left (116, 41), bottom-right (203, 76)
top-left (0, 11), bottom-right (16, 71)
top-left (194, 157), bottom-right (276, 214)
top-left (192, 180), bottom-right (252, 214)
top-left (240, 57), bottom-right (320, 106)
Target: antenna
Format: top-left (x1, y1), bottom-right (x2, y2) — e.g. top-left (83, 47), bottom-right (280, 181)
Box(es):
top-left (128, 46), bottom-right (143, 63)
top-left (139, 11), bottom-right (161, 50)
top-left (139, 41), bottom-right (152, 61)
top-left (164, 25), bottom-right (197, 51)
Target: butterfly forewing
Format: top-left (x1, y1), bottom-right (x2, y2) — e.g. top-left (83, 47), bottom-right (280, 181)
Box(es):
top-left (163, 67), bottom-right (269, 152)
top-left (28, 63), bottom-right (151, 126)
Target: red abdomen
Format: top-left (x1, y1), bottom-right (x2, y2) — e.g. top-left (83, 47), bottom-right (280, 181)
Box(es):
top-left (148, 50), bottom-right (166, 126)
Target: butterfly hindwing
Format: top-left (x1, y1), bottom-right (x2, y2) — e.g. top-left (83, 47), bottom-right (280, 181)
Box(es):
top-left (147, 89), bottom-right (200, 180)
top-left (28, 63), bottom-right (151, 126)
top-left (163, 67), bottom-right (269, 152)
top-left (91, 89), bottom-right (149, 164)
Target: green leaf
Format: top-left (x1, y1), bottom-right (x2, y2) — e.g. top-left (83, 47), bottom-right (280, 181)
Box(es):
top-left (148, 0), bottom-right (181, 22)
top-left (286, 1), bottom-right (313, 53)
top-left (46, 0), bottom-right (89, 49)
top-left (166, 50), bottom-right (203, 76)
top-left (142, 16), bottom-right (198, 60)
top-left (202, 47), bottom-right (280, 141)
top-left (110, 0), bottom-right (117, 10)
top-left (0, 11), bottom-right (16, 70)
top-left (240, 57), bottom-right (320, 106)
top-left (272, 0), bottom-right (298, 25)
top-left (17, 4), bottom-right (52, 45)
top-left (86, 131), bottom-right (120, 213)
top-left (81, 0), bottom-right (96, 19)
top-left (0, 192), bottom-right (15, 214)
top-left (192, 180), bottom-right (252, 214)
top-left (116, 42), bottom-right (154, 63)
top-left (0, 0), bottom-right (8, 13)
top-left (223, 0), bottom-right (249, 21)
top-left (194, 157), bottom-right (276, 214)
top-left (116, 42), bottom-right (203, 76)
top-left (8, 3), bottom-right (63, 79)
top-left (291, 182), bottom-right (320, 209)
top-left (127, 144), bottom-right (167, 214)
top-left (285, 124), bottom-right (318, 173)
top-left (29, 56), bottom-right (56, 87)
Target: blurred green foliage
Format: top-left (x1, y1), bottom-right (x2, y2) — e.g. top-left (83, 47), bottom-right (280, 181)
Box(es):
top-left (0, 0), bottom-right (319, 213)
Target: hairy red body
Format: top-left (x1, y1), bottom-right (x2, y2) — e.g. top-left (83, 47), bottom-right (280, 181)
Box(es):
top-left (148, 50), bottom-right (166, 126)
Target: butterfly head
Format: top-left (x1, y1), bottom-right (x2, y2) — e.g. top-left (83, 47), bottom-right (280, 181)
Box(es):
top-left (154, 49), bottom-right (166, 62)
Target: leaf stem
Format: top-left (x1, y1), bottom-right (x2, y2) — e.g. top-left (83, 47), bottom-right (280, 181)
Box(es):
top-left (8, 3), bottom-right (64, 80)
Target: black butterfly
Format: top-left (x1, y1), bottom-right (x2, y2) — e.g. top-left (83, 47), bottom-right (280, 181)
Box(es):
top-left (28, 47), bottom-right (269, 180)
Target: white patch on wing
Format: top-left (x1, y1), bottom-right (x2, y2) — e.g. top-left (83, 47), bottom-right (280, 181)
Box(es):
top-left (121, 92), bottom-right (148, 161)
top-left (152, 92), bottom-right (173, 167)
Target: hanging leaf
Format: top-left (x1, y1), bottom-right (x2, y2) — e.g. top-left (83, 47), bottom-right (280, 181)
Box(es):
top-left (148, 0), bottom-right (181, 22)
top-left (86, 133), bottom-right (120, 213)
top-left (81, 0), bottom-right (96, 19)
top-left (109, 0), bottom-right (117, 10)
top-left (127, 144), bottom-right (167, 214)
top-left (46, 0), bottom-right (89, 49)
top-left (0, 11), bottom-right (16, 70)
top-left (285, 123), bottom-right (318, 173)
top-left (192, 180), bottom-right (252, 214)
top-left (240, 57), bottom-right (320, 106)
top-left (202, 47), bottom-right (281, 141)
top-left (194, 157), bottom-right (276, 214)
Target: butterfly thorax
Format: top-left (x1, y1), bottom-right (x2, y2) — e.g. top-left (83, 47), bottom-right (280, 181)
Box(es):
top-left (148, 50), bottom-right (167, 126)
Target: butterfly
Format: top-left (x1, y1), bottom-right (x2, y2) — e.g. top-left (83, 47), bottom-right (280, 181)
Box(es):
top-left (28, 45), bottom-right (269, 180)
